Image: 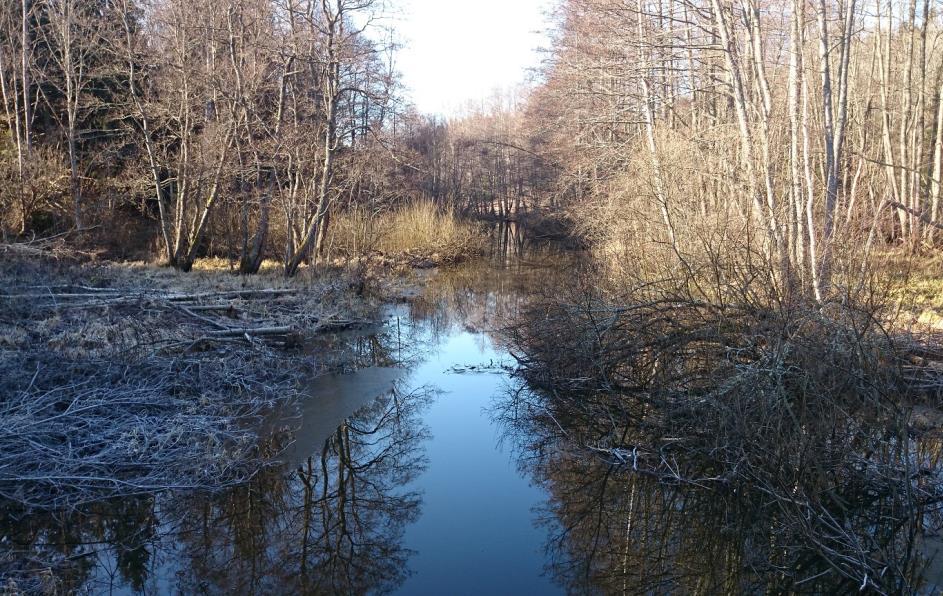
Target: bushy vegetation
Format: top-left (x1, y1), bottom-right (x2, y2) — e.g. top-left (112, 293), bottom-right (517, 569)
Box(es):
top-left (504, 257), bottom-right (943, 591)
top-left (326, 202), bottom-right (486, 266)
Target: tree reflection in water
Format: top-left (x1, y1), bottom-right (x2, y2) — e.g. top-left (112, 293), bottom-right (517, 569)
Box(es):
top-left (0, 494), bottom-right (158, 593)
top-left (0, 231), bottom-right (570, 594)
top-left (496, 382), bottom-right (943, 595)
top-left (0, 385), bottom-right (431, 595)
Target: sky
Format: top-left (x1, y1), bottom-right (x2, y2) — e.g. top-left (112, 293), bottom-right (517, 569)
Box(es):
top-left (391, 0), bottom-right (553, 116)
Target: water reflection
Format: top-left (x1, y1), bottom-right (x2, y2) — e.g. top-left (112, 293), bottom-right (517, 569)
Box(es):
top-left (1, 385), bottom-right (430, 595)
top-left (0, 494), bottom-right (158, 593)
top-left (405, 225), bottom-right (576, 343)
top-left (0, 229), bottom-right (577, 594)
top-left (168, 386), bottom-right (430, 595)
top-left (496, 377), bottom-right (943, 594)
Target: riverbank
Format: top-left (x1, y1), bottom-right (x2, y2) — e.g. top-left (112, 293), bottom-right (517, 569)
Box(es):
top-left (500, 242), bottom-right (943, 592)
top-left (0, 242), bottom-right (428, 499)
top-left (7, 231), bottom-right (943, 593)
top-left (0, 237), bottom-right (575, 594)
top-left (0, 242), bottom-right (448, 591)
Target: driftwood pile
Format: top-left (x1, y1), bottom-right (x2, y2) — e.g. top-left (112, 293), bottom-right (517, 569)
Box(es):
top-left (2, 285), bottom-right (370, 351)
top-left (0, 352), bottom-right (294, 510)
top-left (0, 258), bottom-right (377, 514)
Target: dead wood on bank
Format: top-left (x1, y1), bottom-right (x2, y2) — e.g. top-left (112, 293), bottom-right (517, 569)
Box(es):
top-left (505, 277), bottom-right (943, 593)
top-left (0, 251), bottom-right (378, 515)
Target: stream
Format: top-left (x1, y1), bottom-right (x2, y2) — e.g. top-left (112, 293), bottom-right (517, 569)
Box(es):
top-left (26, 225), bottom-right (573, 595)
top-left (7, 224), bottom-right (943, 594)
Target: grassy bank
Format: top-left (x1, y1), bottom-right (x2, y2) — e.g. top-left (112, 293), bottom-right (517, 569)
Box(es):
top-left (325, 202), bottom-right (487, 267)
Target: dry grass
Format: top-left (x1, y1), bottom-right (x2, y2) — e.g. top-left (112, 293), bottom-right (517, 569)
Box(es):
top-left (188, 256), bottom-right (286, 275)
top-left (856, 250), bottom-right (943, 330)
top-left (326, 202), bottom-right (486, 265)
top-left (0, 251), bottom-right (382, 512)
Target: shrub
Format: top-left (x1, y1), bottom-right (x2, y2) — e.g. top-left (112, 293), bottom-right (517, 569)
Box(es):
top-left (505, 266), bottom-right (943, 592)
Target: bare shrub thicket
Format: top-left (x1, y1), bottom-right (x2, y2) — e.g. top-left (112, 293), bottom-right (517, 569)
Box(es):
top-left (0, 145), bottom-right (68, 236)
top-left (480, 2), bottom-right (943, 589)
top-left (3, 0), bottom-right (498, 272)
top-left (504, 255), bottom-right (943, 592)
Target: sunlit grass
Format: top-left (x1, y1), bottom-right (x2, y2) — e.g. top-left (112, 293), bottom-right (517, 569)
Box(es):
top-left (867, 249), bottom-right (943, 328)
top-left (327, 202), bottom-right (486, 263)
top-left (189, 257), bottom-right (284, 274)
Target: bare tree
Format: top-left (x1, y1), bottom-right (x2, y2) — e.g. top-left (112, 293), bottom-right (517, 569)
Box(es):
top-left (40, 0), bottom-right (100, 229)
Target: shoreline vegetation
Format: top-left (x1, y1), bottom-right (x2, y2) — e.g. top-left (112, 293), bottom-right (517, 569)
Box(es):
top-left (0, 204), bottom-right (489, 500)
top-left (0, 205), bottom-right (495, 513)
top-left (0, 240), bottom-right (453, 591)
top-left (7, 0), bottom-right (943, 591)
top-left (324, 202), bottom-right (489, 269)
top-left (0, 247), bottom-right (370, 504)
top-left (505, 264), bottom-right (943, 592)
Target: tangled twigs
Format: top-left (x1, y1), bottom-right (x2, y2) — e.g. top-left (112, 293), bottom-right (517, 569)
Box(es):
top-left (0, 284), bottom-right (374, 348)
top-left (506, 286), bottom-right (943, 593)
top-left (0, 255), bottom-right (379, 514)
top-left (0, 353), bottom-right (299, 512)
top-left (0, 247), bottom-right (386, 591)
top-left (0, 232), bottom-right (99, 262)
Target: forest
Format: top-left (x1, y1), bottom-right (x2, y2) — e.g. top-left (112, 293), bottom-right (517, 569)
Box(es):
top-left (6, 0), bottom-right (943, 593)
top-left (2, 0), bottom-right (943, 288)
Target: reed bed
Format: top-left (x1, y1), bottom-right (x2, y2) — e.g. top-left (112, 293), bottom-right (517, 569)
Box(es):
top-left (326, 202), bottom-right (486, 265)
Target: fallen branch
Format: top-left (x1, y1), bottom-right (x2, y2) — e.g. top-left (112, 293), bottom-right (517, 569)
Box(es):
top-left (317, 319), bottom-right (372, 332)
top-left (0, 353), bottom-right (300, 511)
top-left (888, 201), bottom-right (943, 231)
top-left (175, 304), bottom-right (234, 330)
top-left (164, 288), bottom-right (300, 301)
top-left (184, 304), bottom-right (240, 313)
top-left (209, 326), bottom-right (295, 337)
top-left (1, 288), bottom-right (299, 302)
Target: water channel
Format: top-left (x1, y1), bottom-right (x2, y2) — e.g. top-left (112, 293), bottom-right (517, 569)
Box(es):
top-left (10, 225), bottom-right (576, 594)
top-left (8, 224), bottom-right (943, 594)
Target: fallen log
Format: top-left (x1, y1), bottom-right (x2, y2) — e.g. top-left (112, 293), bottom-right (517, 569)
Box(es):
top-left (1, 288), bottom-right (299, 303)
top-left (208, 326), bottom-right (294, 337)
top-left (0, 292), bottom-right (130, 300)
top-left (889, 201), bottom-right (943, 231)
top-left (185, 304), bottom-right (240, 312)
top-left (317, 319), bottom-right (373, 332)
top-left (165, 289), bottom-right (299, 302)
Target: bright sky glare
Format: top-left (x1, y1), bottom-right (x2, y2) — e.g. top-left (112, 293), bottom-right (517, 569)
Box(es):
top-left (393, 0), bottom-right (552, 116)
